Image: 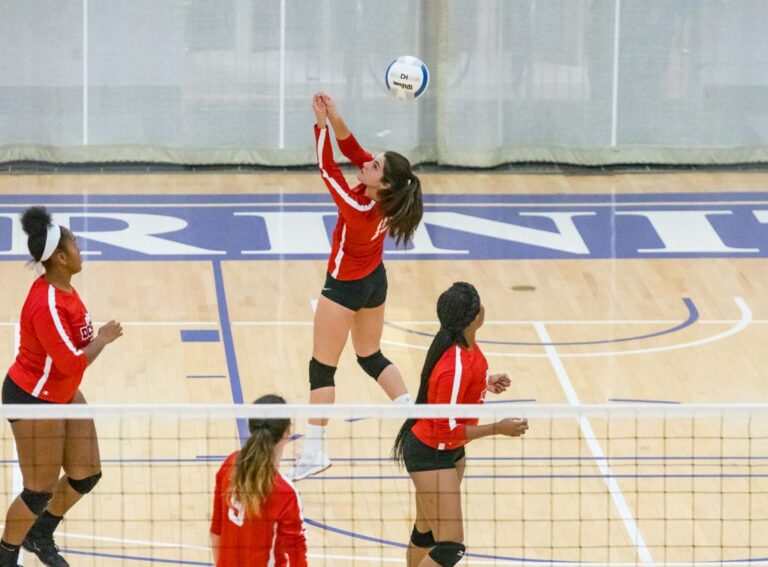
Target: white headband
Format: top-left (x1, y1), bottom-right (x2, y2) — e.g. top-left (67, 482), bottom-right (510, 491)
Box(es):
top-left (40, 224), bottom-right (62, 263)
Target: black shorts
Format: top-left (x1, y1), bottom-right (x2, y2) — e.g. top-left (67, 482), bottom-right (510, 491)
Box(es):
top-left (402, 428), bottom-right (466, 473)
top-left (2, 375), bottom-right (53, 423)
top-left (321, 262), bottom-right (387, 312)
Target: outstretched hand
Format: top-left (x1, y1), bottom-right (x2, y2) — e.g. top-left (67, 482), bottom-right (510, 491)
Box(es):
top-left (312, 93), bottom-right (327, 125)
top-left (317, 92), bottom-right (338, 118)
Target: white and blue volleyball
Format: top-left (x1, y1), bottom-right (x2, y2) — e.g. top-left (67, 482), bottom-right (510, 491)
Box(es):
top-left (385, 56), bottom-right (429, 101)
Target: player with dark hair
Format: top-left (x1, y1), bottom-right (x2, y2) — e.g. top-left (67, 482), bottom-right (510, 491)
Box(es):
top-left (1, 207), bottom-right (123, 567)
top-left (292, 92), bottom-right (424, 480)
top-left (392, 282), bottom-right (529, 567)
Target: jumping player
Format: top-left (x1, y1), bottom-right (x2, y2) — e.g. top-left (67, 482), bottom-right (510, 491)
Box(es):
top-left (292, 92), bottom-right (424, 480)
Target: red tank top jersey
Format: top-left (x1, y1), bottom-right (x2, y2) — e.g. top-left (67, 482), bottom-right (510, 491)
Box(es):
top-left (210, 452), bottom-right (307, 567)
top-left (7, 276), bottom-right (93, 403)
top-left (411, 345), bottom-right (489, 451)
top-left (314, 125), bottom-right (387, 281)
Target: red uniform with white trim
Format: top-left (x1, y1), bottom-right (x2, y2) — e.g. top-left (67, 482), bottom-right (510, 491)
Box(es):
top-left (314, 125), bottom-right (387, 281)
top-left (7, 276), bottom-right (93, 403)
top-left (411, 345), bottom-right (489, 451)
top-left (210, 452), bottom-right (307, 567)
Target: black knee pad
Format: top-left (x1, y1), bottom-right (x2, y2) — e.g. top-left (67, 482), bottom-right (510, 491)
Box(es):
top-left (429, 541), bottom-right (466, 567)
top-left (20, 489), bottom-right (52, 516)
top-left (309, 358), bottom-right (337, 390)
top-left (356, 350), bottom-right (392, 380)
top-left (68, 472), bottom-right (102, 495)
top-left (410, 525), bottom-right (435, 548)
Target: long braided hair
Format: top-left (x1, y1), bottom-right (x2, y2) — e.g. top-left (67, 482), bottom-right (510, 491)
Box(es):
top-left (392, 282), bottom-right (481, 465)
top-left (229, 394), bottom-right (291, 518)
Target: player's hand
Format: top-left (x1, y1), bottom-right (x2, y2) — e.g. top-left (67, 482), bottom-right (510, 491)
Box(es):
top-left (495, 418), bottom-right (528, 437)
top-left (318, 92), bottom-right (339, 118)
top-left (97, 320), bottom-right (123, 344)
top-left (312, 93), bottom-right (327, 124)
top-left (487, 373), bottom-right (511, 394)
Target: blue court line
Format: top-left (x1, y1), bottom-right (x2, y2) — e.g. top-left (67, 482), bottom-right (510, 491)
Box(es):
top-left (60, 548), bottom-right (211, 565)
top-left (2, 454), bottom-right (766, 465)
top-left (192, 454), bottom-right (768, 463)
top-left (386, 297), bottom-right (698, 346)
top-left (212, 260), bottom-right (249, 444)
top-left (302, 473), bottom-right (768, 480)
top-left (610, 398), bottom-right (681, 404)
top-left (180, 330), bottom-right (220, 343)
top-left (5, 192), bottom-right (768, 205)
top-left (303, 518), bottom-right (576, 564)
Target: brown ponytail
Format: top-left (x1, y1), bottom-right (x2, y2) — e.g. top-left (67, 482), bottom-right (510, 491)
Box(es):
top-left (229, 394), bottom-right (290, 518)
top-left (378, 151), bottom-right (424, 246)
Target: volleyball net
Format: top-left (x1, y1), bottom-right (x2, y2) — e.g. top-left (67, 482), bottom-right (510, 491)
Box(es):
top-left (1, 403), bottom-right (767, 566)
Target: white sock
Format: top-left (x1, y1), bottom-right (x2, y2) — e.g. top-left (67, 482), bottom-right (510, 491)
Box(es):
top-left (302, 424), bottom-right (326, 456)
top-left (393, 393), bottom-right (413, 405)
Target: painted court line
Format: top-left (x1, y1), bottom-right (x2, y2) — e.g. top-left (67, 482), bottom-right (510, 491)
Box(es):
top-left (211, 260), bottom-right (249, 443)
top-left (381, 297), bottom-right (752, 359)
top-left (534, 321), bottom-right (654, 565)
top-left (385, 297), bottom-right (699, 346)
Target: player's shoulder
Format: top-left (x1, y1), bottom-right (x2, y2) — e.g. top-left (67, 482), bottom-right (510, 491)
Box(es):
top-left (433, 345), bottom-right (462, 374)
top-left (274, 470), bottom-right (300, 496)
top-left (23, 277), bottom-right (53, 315)
top-left (272, 471), bottom-right (302, 509)
top-left (216, 451), bottom-right (239, 476)
top-left (27, 276), bottom-right (49, 299)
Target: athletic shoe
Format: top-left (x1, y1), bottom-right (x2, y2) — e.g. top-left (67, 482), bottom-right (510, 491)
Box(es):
top-left (289, 450), bottom-right (332, 481)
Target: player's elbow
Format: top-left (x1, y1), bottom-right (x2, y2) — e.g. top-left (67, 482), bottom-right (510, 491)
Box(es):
top-left (55, 352), bottom-right (87, 376)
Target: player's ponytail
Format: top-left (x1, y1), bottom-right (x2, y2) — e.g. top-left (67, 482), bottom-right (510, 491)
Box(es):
top-left (392, 282), bottom-right (481, 465)
top-left (21, 206), bottom-right (63, 263)
top-left (378, 151), bottom-right (423, 246)
top-left (230, 395), bottom-right (290, 518)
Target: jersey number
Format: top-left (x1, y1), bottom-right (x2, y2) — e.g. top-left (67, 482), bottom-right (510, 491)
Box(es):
top-left (228, 496), bottom-right (245, 527)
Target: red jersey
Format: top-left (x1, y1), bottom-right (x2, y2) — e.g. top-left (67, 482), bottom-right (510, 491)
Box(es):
top-left (411, 345), bottom-right (489, 451)
top-left (314, 125), bottom-right (387, 281)
top-left (7, 276), bottom-right (93, 403)
top-left (210, 452), bottom-right (307, 567)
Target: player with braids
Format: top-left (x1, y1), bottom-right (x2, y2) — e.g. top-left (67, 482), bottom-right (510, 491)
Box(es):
top-left (210, 395), bottom-right (306, 566)
top-left (392, 282), bottom-right (529, 567)
top-left (292, 92), bottom-right (424, 480)
top-left (1, 207), bottom-right (123, 567)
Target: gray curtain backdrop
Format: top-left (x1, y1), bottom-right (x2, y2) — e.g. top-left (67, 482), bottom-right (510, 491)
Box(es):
top-left (1, 0), bottom-right (766, 166)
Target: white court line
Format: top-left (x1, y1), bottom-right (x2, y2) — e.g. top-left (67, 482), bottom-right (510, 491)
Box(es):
top-left (534, 321), bottom-right (654, 565)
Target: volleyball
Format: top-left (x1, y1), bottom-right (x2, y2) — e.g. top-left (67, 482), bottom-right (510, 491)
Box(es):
top-left (385, 56), bottom-right (430, 101)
